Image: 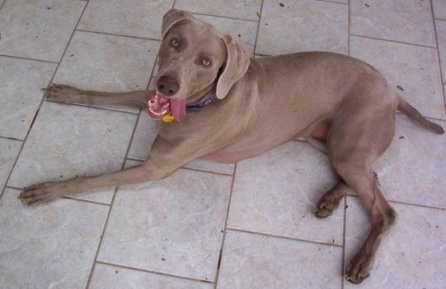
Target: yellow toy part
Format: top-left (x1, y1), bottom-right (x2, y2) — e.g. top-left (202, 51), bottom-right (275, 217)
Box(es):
top-left (162, 113), bottom-right (176, 123)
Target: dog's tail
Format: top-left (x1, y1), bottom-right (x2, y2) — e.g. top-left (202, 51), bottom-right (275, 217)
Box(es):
top-left (397, 94), bottom-right (444, 134)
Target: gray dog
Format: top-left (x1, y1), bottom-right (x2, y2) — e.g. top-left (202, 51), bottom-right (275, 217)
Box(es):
top-left (20, 9), bottom-right (444, 284)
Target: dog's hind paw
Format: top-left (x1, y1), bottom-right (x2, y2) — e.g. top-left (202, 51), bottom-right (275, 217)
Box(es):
top-left (313, 181), bottom-right (349, 218)
top-left (314, 200), bottom-right (338, 218)
top-left (345, 252), bottom-right (373, 284)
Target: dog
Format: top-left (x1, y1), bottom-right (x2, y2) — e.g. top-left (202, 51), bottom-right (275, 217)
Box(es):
top-left (19, 9), bottom-right (444, 284)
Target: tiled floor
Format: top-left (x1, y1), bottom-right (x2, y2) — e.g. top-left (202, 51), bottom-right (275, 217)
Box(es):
top-left (0, 0), bottom-right (445, 288)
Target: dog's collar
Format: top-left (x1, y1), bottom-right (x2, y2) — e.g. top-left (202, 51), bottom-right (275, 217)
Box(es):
top-left (186, 93), bottom-right (218, 113)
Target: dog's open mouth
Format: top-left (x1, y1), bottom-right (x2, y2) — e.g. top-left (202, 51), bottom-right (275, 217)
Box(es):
top-left (147, 91), bottom-right (186, 123)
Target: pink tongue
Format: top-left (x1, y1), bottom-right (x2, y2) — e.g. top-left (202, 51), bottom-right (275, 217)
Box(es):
top-left (170, 98), bottom-right (186, 123)
top-left (148, 92), bottom-right (187, 123)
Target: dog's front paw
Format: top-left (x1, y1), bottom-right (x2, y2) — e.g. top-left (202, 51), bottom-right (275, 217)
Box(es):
top-left (19, 182), bottom-right (63, 206)
top-left (43, 84), bottom-right (84, 104)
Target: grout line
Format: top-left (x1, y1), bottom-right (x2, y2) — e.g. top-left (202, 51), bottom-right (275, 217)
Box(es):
top-left (95, 260), bottom-right (214, 284)
top-left (124, 157), bottom-right (236, 177)
top-left (389, 199), bottom-right (446, 211)
top-left (350, 33), bottom-right (438, 49)
top-left (191, 11), bottom-right (259, 23)
top-left (84, 185), bottom-right (119, 289)
top-left (0, 54), bottom-right (58, 64)
top-left (75, 29), bottom-right (162, 42)
top-left (347, 194), bottom-right (446, 211)
top-left (226, 227), bottom-right (343, 248)
top-left (212, 162), bottom-right (238, 288)
top-left (62, 195), bottom-right (111, 207)
top-left (252, 0), bottom-right (264, 56)
top-left (341, 195), bottom-right (348, 289)
top-left (121, 112), bottom-right (143, 166)
top-left (181, 166), bottom-right (235, 177)
top-left (316, 0), bottom-right (349, 5)
top-left (254, 52), bottom-right (271, 57)
top-left (347, 0), bottom-right (351, 56)
top-left (125, 157), bottom-right (145, 162)
top-left (0, 135), bottom-right (23, 142)
top-left (431, 8), bottom-right (446, 116)
top-left (43, 99), bottom-right (141, 115)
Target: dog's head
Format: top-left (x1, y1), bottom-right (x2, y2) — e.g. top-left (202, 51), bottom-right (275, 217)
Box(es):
top-left (150, 9), bottom-right (250, 122)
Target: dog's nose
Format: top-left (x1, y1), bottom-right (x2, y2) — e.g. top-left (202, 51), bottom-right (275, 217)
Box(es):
top-left (157, 75), bottom-right (179, 96)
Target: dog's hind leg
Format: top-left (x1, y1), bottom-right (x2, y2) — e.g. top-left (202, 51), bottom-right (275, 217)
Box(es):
top-left (327, 104), bottom-right (397, 283)
top-left (304, 137), bottom-right (351, 218)
top-left (336, 165), bottom-right (396, 283)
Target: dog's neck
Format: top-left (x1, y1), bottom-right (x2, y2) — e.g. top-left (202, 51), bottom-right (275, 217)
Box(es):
top-left (186, 93), bottom-right (218, 113)
top-left (185, 83), bottom-right (218, 113)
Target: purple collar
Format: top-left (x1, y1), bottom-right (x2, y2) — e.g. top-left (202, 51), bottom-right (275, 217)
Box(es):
top-left (186, 94), bottom-right (218, 113)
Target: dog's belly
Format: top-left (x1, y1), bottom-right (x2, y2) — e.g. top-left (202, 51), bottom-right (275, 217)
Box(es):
top-left (202, 144), bottom-right (277, 163)
top-left (202, 120), bottom-right (330, 163)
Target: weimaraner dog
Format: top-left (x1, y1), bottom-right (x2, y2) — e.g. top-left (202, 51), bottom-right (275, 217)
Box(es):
top-left (20, 9), bottom-right (444, 283)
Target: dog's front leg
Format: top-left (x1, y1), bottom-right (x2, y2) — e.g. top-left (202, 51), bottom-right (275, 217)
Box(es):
top-left (19, 129), bottom-right (216, 206)
top-left (43, 84), bottom-right (152, 108)
top-left (19, 163), bottom-right (160, 206)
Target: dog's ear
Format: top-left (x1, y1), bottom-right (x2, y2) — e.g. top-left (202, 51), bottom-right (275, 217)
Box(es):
top-left (162, 9), bottom-right (195, 37)
top-left (216, 35), bottom-right (250, 100)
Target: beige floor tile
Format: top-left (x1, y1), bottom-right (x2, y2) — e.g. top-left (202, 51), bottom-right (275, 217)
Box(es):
top-left (127, 113), bottom-right (159, 161)
top-left (375, 116), bottom-right (446, 208)
top-left (0, 57), bottom-right (56, 140)
top-left (52, 31), bottom-right (159, 112)
top-left (194, 14), bottom-right (258, 56)
top-left (128, 113), bottom-right (235, 175)
top-left (436, 20), bottom-right (446, 83)
top-left (256, 0), bottom-right (348, 55)
top-left (89, 263), bottom-right (213, 289)
top-left (0, 138), bottom-right (21, 190)
top-left (216, 230), bottom-right (342, 289)
top-left (8, 102), bottom-right (136, 204)
top-left (97, 169), bottom-right (232, 281)
top-left (433, 0), bottom-right (446, 19)
top-left (0, 0), bottom-right (85, 62)
top-left (351, 0), bottom-right (435, 47)
top-left (350, 36), bottom-right (445, 120)
top-left (174, 0), bottom-right (262, 20)
top-left (185, 159), bottom-right (235, 175)
top-left (78, 0), bottom-right (174, 39)
top-left (0, 188), bottom-right (108, 289)
top-left (345, 197), bottom-right (446, 288)
top-left (228, 141), bottom-right (343, 245)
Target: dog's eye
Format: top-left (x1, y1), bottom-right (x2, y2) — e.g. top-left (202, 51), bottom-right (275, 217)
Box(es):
top-left (201, 57), bottom-right (211, 67)
top-left (169, 38), bottom-right (180, 48)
